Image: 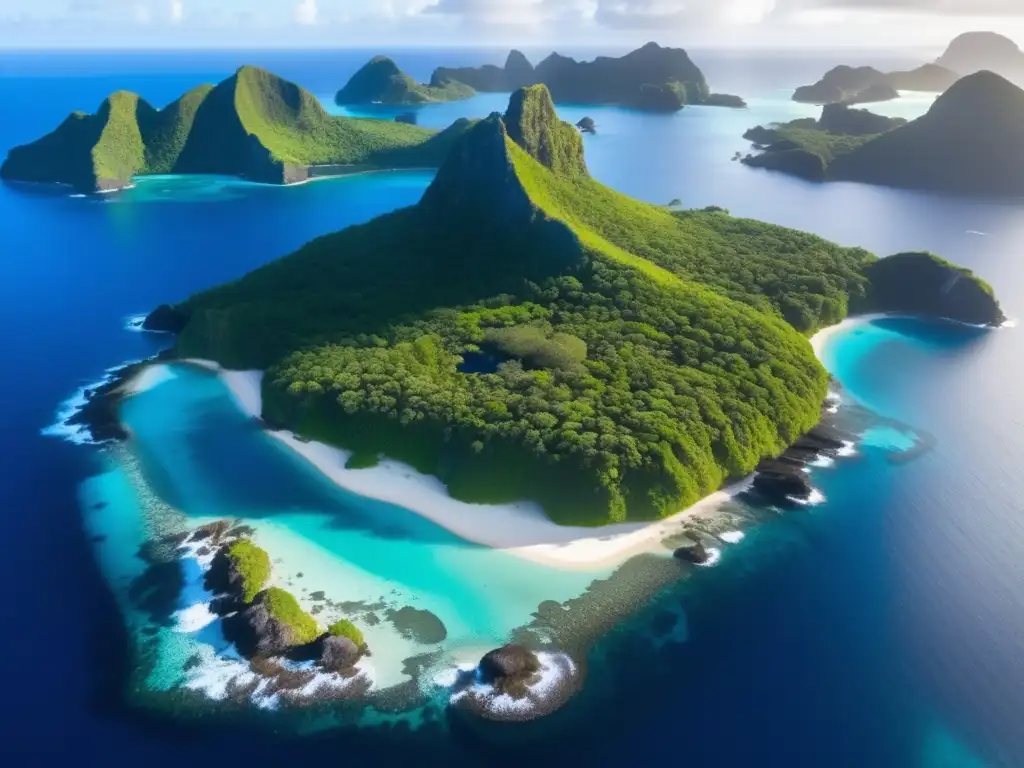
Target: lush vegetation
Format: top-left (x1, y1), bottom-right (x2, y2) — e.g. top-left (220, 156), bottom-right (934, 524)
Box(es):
top-left (226, 540), bottom-right (271, 604)
top-left (1, 66), bottom-right (470, 192)
top-left (755, 71), bottom-right (1024, 196)
top-left (432, 43), bottom-right (743, 112)
top-left (328, 619), bottom-right (365, 647)
top-left (859, 252), bottom-right (1004, 325)
top-left (336, 56), bottom-right (474, 105)
top-left (163, 85), bottom-right (999, 525)
top-left (258, 587), bottom-right (320, 644)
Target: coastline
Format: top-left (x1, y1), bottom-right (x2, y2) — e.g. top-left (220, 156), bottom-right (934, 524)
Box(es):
top-left (178, 359), bottom-right (747, 571)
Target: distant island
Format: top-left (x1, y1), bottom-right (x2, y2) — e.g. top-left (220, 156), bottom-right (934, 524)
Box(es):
top-left (745, 71), bottom-right (1024, 197)
top-left (335, 56), bottom-right (474, 106)
top-left (0, 66), bottom-right (472, 193)
top-left (430, 42), bottom-right (746, 112)
top-left (792, 31), bottom-right (1024, 105)
top-left (793, 63), bottom-right (959, 105)
top-left (937, 31), bottom-right (1024, 84)
top-left (141, 84), bottom-right (1001, 528)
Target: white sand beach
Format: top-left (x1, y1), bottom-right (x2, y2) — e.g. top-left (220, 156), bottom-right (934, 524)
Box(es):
top-left (178, 359), bottom-right (746, 571)
top-left (809, 313), bottom-right (887, 359)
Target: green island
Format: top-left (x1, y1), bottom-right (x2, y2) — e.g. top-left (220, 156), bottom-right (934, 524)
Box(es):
top-left (430, 42), bottom-right (746, 112)
top-left (745, 71), bottom-right (1024, 196)
top-left (936, 31), bottom-right (1024, 84)
top-left (148, 84), bottom-right (1001, 526)
top-left (793, 63), bottom-right (959, 105)
top-left (0, 65), bottom-right (473, 193)
top-left (335, 56), bottom-right (475, 106)
top-left (224, 539), bottom-right (271, 603)
top-left (256, 587), bottom-right (320, 645)
top-left (328, 619), bottom-right (366, 648)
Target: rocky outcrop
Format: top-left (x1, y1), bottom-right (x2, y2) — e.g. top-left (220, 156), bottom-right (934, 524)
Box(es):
top-left (479, 644), bottom-right (541, 694)
top-left (576, 116), bottom-right (596, 134)
top-left (703, 93), bottom-right (747, 108)
top-left (672, 538), bottom-right (710, 564)
top-left (229, 588), bottom-right (318, 657)
top-left (65, 359), bottom-right (152, 443)
top-left (319, 635), bottom-right (361, 672)
top-left (750, 424), bottom-right (848, 506)
top-left (142, 303), bottom-right (187, 333)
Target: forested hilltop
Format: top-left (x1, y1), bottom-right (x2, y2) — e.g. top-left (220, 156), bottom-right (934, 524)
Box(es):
top-left (150, 85), bottom-right (1001, 526)
top-left (431, 43), bottom-right (746, 112)
top-left (335, 56), bottom-right (474, 106)
top-left (0, 66), bottom-right (471, 193)
top-left (745, 71), bottom-right (1024, 197)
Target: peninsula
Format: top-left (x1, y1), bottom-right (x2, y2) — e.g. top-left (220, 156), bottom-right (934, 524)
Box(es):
top-left (335, 56), bottom-right (474, 106)
top-left (430, 42), bottom-right (746, 112)
top-left (1, 66), bottom-right (472, 193)
top-left (145, 85), bottom-right (1001, 528)
top-left (745, 71), bottom-right (1024, 197)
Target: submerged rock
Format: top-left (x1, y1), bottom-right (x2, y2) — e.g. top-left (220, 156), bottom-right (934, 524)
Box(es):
top-left (752, 466), bottom-right (814, 503)
top-left (387, 606), bottom-right (448, 644)
top-left (576, 116), bottom-right (596, 134)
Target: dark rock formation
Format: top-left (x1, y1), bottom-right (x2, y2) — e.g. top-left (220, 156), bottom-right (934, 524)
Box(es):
top-left (576, 116), bottom-right (596, 134)
top-left (479, 644), bottom-right (541, 687)
top-left (229, 591), bottom-right (309, 657)
top-left (187, 519), bottom-right (232, 544)
top-left (504, 50), bottom-right (537, 90)
top-left (672, 538), bottom-right (710, 564)
top-left (142, 304), bottom-right (187, 333)
top-left (752, 464), bottom-right (814, 504)
top-left (320, 635), bottom-right (361, 672)
top-left (64, 359), bottom-right (151, 443)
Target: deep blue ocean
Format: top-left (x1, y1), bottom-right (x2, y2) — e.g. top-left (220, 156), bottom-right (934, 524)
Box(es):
top-left (2, 47), bottom-right (1024, 766)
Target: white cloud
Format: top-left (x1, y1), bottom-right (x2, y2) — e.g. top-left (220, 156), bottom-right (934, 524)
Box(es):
top-left (295, 0), bottom-right (319, 25)
top-left (169, 0), bottom-right (184, 23)
top-left (133, 2), bottom-right (152, 24)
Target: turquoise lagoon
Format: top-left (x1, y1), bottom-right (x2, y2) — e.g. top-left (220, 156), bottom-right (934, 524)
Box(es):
top-left (77, 313), bottom-right (946, 726)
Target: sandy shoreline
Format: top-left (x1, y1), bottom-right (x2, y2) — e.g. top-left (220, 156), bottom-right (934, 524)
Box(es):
top-left (174, 359), bottom-right (750, 570)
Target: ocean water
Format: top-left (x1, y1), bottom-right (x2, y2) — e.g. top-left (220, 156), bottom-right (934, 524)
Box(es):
top-left (2, 48), bottom-right (1024, 765)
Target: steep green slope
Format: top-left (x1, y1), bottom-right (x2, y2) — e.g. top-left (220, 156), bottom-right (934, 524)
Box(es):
top-left (336, 56), bottom-right (474, 105)
top-left (159, 85), bottom-right (1000, 525)
top-left (2, 66), bottom-right (469, 191)
top-left (829, 71), bottom-right (1024, 196)
top-left (139, 84), bottom-right (214, 174)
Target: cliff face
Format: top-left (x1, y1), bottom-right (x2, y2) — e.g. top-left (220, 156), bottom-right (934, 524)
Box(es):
top-left (830, 71), bottom-right (1024, 196)
top-left (503, 86), bottom-right (587, 177)
top-left (860, 252), bottom-right (1004, 326)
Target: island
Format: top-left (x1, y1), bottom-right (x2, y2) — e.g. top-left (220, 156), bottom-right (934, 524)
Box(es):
top-left (793, 64), bottom-right (958, 105)
top-left (748, 71), bottom-right (1024, 197)
top-left (0, 65), bottom-right (473, 193)
top-left (140, 84), bottom-right (1002, 528)
top-left (335, 56), bottom-right (474, 106)
top-left (937, 31), bottom-right (1024, 84)
top-left (430, 42), bottom-right (746, 112)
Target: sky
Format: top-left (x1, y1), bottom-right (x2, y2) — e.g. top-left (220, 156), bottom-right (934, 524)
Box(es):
top-left (1, 0), bottom-right (1024, 49)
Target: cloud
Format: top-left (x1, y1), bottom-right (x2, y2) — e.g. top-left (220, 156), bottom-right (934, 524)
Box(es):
top-left (595, 0), bottom-right (776, 28)
top-left (295, 0), bottom-right (318, 25)
top-left (170, 0), bottom-right (184, 23)
top-left (778, 0), bottom-right (1024, 15)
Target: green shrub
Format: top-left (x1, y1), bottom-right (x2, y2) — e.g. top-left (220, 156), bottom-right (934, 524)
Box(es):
top-left (328, 619), bottom-right (365, 647)
top-left (260, 587), bottom-right (319, 644)
top-left (226, 539), bottom-right (271, 604)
